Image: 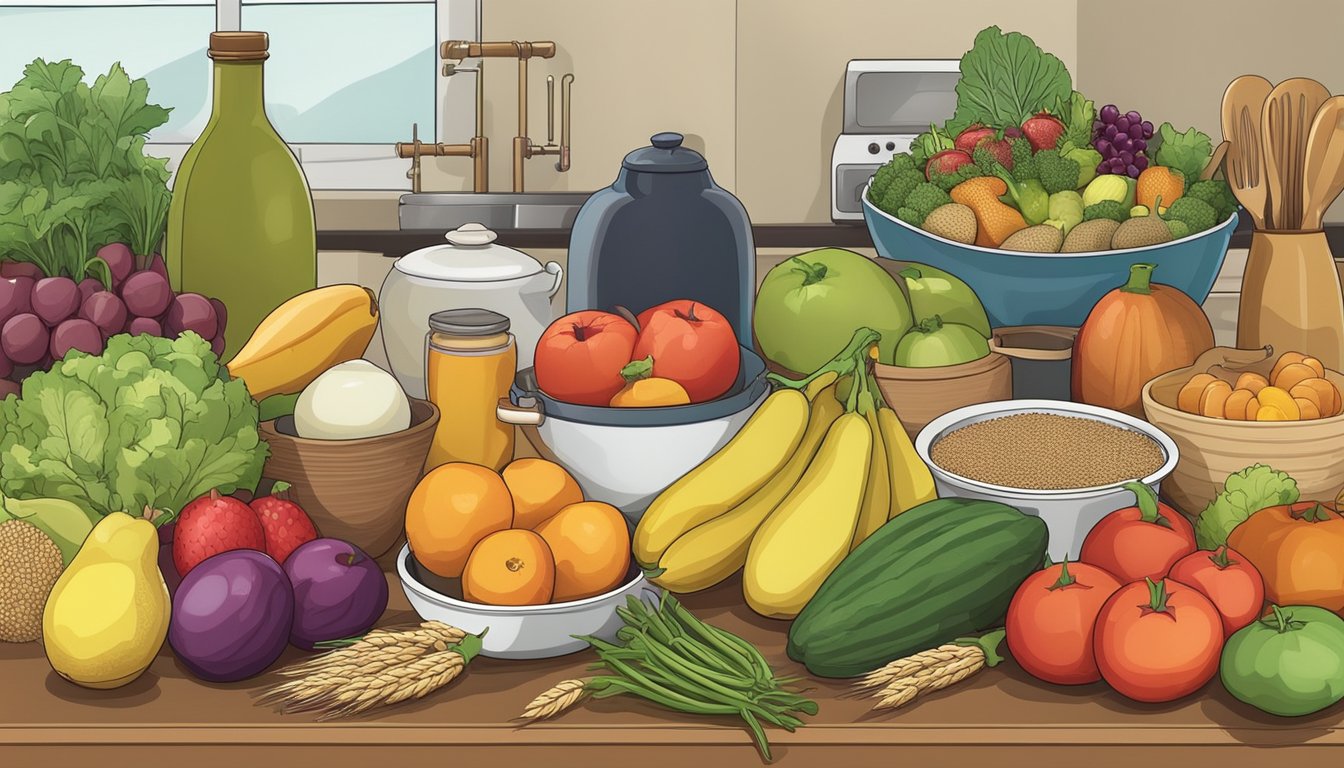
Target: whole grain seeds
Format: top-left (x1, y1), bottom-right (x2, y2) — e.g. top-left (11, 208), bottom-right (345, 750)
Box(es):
top-left (930, 412), bottom-right (1164, 490)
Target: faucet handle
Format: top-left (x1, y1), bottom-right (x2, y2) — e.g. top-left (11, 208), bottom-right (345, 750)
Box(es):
top-left (556, 74), bottom-right (574, 172)
top-left (546, 75), bottom-right (555, 146)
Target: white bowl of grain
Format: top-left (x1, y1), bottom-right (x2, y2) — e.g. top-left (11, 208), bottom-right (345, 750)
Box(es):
top-left (914, 400), bottom-right (1179, 562)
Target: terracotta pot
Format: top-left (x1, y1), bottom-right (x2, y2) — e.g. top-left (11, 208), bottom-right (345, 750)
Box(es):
top-left (873, 352), bottom-right (1012, 438)
top-left (258, 398), bottom-right (439, 559)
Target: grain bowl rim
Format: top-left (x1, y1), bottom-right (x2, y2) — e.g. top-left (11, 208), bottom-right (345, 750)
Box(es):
top-left (914, 399), bottom-right (1179, 498)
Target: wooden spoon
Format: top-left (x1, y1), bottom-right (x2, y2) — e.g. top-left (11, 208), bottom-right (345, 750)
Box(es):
top-left (1301, 95), bottom-right (1344, 229)
top-left (1262, 77), bottom-right (1331, 230)
top-left (1221, 75), bottom-right (1273, 228)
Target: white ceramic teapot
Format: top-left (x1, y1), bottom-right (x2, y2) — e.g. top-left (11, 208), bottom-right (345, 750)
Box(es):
top-left (378, 223), bottom-right (563, 399)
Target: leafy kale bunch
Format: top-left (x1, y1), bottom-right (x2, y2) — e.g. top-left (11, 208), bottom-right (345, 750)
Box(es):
top-left (0, 332), bottom-right (266, 521)
top-left (0, 59), bottom-right (173, 282)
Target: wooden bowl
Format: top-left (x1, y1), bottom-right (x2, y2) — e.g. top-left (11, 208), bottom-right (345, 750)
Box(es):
top-left (258, 398), bottom-right (439, 559)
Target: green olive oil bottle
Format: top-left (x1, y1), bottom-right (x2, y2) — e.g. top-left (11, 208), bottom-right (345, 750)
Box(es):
top-left (165, 31), bottom-right (315, 360)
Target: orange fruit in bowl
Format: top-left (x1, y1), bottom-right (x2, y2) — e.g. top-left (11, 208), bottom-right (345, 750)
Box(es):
top-left (462, 529), bottom-right (555, 605)
top-left (535, 501), bottom-right (632, 602)
top-left (405, 462), bottom-right (513, 578)
top-left (502, 458), bottom-right (584, 529)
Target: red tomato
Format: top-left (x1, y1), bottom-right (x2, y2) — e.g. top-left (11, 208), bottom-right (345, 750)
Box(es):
top-left (1093, 578), bottom-right (1223, 702)
top-left (1006, 559), bottom-right (1123, 685)
top-left (1166, 546), bottom-right (1266, 638)
top-left (632, 300), bottom-right (740, 402)
top-left (534, 310), bottom-right (638, 406)
top-left (1080, 482), bottom-right (1196, 582)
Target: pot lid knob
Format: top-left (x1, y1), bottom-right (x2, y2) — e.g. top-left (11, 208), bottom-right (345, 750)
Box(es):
top-left (651, 132), bottom-right (683, 149)
top-left (445, 222), bottom-right (498, 247)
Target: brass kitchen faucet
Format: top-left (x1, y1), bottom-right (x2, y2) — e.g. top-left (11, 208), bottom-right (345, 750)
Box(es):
top-left (397, 40), bottom-right (573, 194)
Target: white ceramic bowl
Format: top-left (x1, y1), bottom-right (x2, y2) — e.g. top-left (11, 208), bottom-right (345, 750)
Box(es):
top-left (396, 544), bottom-right (662, 660)
top-left (914, 400), bottom-right (1180, 561)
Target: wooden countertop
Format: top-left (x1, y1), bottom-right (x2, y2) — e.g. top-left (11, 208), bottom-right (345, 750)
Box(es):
top-left (4, 572), bottom-right (1342, 767)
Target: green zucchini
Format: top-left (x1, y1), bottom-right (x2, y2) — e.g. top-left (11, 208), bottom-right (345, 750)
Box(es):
top-left (787, 497), bottom-right (1048, 678)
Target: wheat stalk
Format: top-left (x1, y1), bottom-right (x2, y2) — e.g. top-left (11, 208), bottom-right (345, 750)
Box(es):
top-left (516, 678), bottom-right (593, 723)
top-left (257, 622), bottom-right (479, 720)
top-left (858, 631), bottom-right (1005, 713)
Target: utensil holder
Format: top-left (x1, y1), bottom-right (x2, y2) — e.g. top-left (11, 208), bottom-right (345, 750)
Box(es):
top-left (1237, 230), bottom-right (1344, 369)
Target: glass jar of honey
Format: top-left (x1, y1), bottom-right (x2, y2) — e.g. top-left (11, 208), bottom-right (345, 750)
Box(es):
top-left (424, 308), bottom-right (516, 471)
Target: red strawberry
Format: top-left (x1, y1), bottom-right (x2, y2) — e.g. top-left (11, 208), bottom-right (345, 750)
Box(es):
top-left (1022, 111), bottom-right (1067, 152)
top-left (976, 137), bottom-right (1014, 170)
top-left (172, 489), bottom-right (267, 577)
top-left (925, 149), bottom-right (973, 180)
top-left (954, 124), bottom-right (996, 154)
top-left (250, 482), bottom-right (319, 565)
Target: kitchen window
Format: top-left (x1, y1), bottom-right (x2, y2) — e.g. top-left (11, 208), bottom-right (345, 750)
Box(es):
top-left (0, 0), bottom-right (460, 189)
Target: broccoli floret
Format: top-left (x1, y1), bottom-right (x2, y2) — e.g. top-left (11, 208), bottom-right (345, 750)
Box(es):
top-left (875, 169), bottom-right (924, 214)
top-left (1035, 149), bottom-right (1082, 194)
top-left (1166, 220), bottom-right (1192, 240)
top-left (1185, 179), bottom-right (1237, 223)
top-left (972, 144), bottom-right (1005, 175)
top-left (888, 152), bottom-right (917, 176)
top-left (903, 182), bottom-right (953, 223)
top-left (869, 164), bottom-right (898, 202)
top-left (896, 207), bottom-right (923, 228)
top-left (928, 162), bottom-right (988, 192)
top-left (1083, 200), bottom-right (1128, 223)
top-left (1009, 138), bottom-right (1040, 182)
top-left (1164, 196), bottom-right (1217, 234)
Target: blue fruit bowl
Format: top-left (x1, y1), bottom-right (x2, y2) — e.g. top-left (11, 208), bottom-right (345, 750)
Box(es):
top-left (862, 185), bottom-right (1238, 329)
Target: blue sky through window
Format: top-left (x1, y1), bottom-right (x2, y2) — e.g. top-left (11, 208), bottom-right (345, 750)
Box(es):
top-left (0, 2), bottom-right (435, 144)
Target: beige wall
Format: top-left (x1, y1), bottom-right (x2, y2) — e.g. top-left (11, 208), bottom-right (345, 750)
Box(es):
top-left (411, 0), bottom-right (1338, 224)
top-left (1077, 0), bottom-right (1344, 222)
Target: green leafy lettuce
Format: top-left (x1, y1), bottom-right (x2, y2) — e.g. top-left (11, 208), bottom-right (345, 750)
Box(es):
top-left (953, 26), bottom-right (1073, 130)
top-left (1194, 464), bottom-right (1299, 549)
top-left (1154, 122), bottom-right (1214, 185)
top-left (0, 333), bottom-right (266, 519)
top-left (0, 59), bottom-right (172, 280)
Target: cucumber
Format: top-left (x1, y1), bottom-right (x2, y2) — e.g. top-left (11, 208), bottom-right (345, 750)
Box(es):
top-left (786, 497), bottom-right (1048, 678)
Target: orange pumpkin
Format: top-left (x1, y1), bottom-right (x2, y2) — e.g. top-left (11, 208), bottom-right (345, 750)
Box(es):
top-left (1227, 501), bottom-right (1344, 612)
top-left (1071, 263), bottom-right (1215, 417)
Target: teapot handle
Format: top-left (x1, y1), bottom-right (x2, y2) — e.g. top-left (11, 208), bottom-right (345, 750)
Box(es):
top-left (546, 262), bottom-right (564, 298)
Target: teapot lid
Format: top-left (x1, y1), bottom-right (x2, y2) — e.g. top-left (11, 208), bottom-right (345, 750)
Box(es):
top-left (621, 132), bottom-right (708, 174)
top-left (394, 223), bottom-right (545, 282)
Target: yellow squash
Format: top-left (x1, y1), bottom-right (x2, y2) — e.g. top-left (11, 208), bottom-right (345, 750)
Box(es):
top-left (879, 406), bottom-right (936, 517)
top-left (226, 284), bottom-right (379, 401)
top-left (743, 411), bottom-right (871, 619)
top-left (851, 398), bottom-right (891, 550)
top-left (633, 388), bottom-right (809, 566)
top-left (650, 383), bottom-right (843, 593)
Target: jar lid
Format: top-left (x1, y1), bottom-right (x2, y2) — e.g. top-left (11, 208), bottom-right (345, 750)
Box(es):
top-left (209, 31), bottom-right (269, 61)
top-left (620, 132), bottom-right (709, 174)
top-left (428, 308), bottom-right (511, 336)
top-left (394, 222), bottom-right (545, 282)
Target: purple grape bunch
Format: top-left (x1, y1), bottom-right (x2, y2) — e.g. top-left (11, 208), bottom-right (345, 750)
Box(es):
top-left (0, 243), bottom-right (229, 381)
top-left (1092, 104), bottom-right (1155, 179)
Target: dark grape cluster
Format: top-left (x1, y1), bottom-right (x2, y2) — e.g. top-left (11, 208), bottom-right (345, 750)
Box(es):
top-left (1093, 104), bottom-right (1155, 178)
top-left (0, 243), bottom-right (227, 381)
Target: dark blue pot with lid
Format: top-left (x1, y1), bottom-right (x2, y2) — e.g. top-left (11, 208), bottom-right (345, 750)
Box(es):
top-left (566, 132), bottom-right (755, 347)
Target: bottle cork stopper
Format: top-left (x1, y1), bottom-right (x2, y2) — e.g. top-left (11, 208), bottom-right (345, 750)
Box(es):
top-left (209, 31), bottom-right (269, 61)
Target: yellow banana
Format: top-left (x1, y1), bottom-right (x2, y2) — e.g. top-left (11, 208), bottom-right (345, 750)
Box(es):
top-left (633, 388), bottom-right (809, 566)
top-left (879, 406), bottom-right (937, 517)
top-left (851, 400), bottom-right (891, 550)
top-left (225, 285), bottom-right (379, 401)
top-left (743, 411), bottom-right (871, 619)
top-left (650, 384), bottom-right (843, 593)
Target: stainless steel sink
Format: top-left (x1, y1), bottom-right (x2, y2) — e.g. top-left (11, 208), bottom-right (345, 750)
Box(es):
top-left (398, 192), bottom-right (593, 230)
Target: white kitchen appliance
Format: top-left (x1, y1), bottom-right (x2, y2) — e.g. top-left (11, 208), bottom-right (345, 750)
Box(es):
top-left (831, 59), bottom-right (961, 222)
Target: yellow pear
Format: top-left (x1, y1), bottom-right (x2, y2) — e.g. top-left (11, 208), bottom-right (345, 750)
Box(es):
top-left (42, 511), bottom-right (170, 689)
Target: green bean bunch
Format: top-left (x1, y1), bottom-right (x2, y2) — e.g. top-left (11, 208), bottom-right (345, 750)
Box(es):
top-left (579, 593), bottom-right (817, 762)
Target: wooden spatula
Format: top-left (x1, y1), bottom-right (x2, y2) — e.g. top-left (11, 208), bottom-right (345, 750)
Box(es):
top-left (1262, 77), bottom-right (1331, 229)
top-left (1221, 75), bottom-right (1273, 228)
top-left (1301, 95), bottom-right (1344, 230)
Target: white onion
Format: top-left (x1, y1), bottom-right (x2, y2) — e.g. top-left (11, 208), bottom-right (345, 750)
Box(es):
top-left (294, 360), bottom-right (412, 440)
